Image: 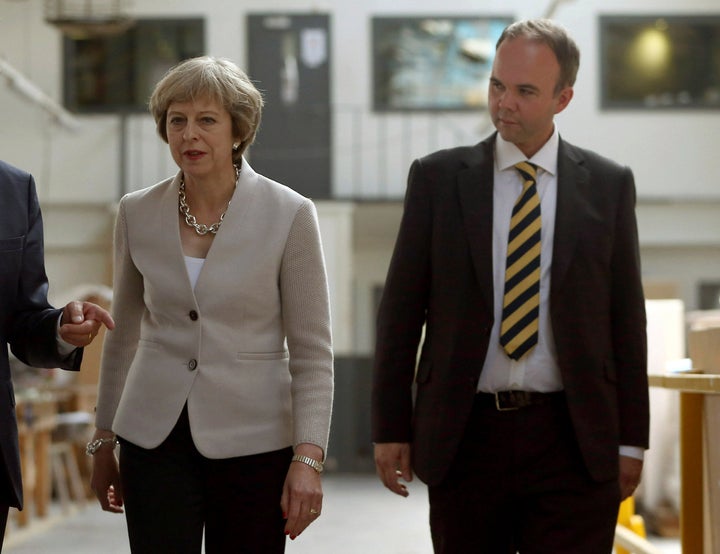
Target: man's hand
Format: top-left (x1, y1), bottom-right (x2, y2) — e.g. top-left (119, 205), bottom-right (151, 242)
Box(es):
top-left (59, 301), bottom-right (115, 347)
top-left (619, 455), bottom-right (643, 501)
top-left (374, 442), bottom-right (413, 497)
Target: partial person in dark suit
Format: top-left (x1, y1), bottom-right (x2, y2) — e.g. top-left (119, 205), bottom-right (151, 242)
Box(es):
top-left (372, 19), bottom-right (648, 554)
top-left (0, 159), bottom-right (114, 549)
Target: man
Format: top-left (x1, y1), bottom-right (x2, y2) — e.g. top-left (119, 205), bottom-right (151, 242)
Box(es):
top-left (0, 159), bottom-right (114, 548)
top-left (372, 19), bottom-right (648, 553)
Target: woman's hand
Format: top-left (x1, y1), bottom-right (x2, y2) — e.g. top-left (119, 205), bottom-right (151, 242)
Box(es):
top-left (280, 444), bottom-right (324, 540)
top-left (89, 431), bottom-right (124, 514)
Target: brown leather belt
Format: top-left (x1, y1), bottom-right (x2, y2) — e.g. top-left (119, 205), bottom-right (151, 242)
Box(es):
top-left (477, 390), bottom-right (565, 411)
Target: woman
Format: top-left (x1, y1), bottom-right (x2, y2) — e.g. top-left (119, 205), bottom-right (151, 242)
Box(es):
top-left (89, 56), bottom-right (334, 553)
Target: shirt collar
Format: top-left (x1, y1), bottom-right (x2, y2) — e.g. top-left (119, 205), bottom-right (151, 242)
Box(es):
top-left (495, 126), bottom-right (560, 176)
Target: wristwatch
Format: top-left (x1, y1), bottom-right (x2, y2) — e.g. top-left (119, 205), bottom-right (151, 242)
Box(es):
top-left (291, 454), bottom-right (324, 474)
top-left (85, 437), bottom-right (119, 456)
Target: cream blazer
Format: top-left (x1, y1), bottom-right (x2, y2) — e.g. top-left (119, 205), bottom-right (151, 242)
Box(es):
top-left (95, 161), bottom-right (333, 458)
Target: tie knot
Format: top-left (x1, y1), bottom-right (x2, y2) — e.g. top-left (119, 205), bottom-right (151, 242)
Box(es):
top-left (514, 161), bottom-right (538, 184)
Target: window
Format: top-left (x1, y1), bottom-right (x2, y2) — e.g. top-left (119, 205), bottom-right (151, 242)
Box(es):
top-left (372, 16), bottom-right (512, 112)
top-left (63, 18), bottom-right (205, 113)
top-left (699, 281), bottom-right (720, 310)
top-left (600, 15), bottom-right (720, 109)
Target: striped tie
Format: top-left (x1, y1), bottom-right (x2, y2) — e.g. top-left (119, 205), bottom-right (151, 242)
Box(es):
top-left (500, 161), bottom-right (541, 360)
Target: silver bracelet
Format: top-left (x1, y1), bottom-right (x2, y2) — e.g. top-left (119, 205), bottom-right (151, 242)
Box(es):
top-left (85, 437), bottom-right (118, 456)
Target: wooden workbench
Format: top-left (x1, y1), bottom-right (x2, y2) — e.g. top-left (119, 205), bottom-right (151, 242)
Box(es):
top-left (648, 324), bottom-right (720, 554)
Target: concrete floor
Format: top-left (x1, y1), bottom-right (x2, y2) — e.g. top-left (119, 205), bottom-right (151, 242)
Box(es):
top-left (4, 474), bottom-right (680, 553)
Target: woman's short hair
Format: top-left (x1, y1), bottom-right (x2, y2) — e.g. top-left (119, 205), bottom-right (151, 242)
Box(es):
top-left (496, 19), bottom-right (580, 94)
top-left (149, 56), bottom-right (264, 161)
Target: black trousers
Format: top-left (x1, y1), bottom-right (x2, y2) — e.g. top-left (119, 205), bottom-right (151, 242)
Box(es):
top-left (428, 393), bottom-right (620, 554)
top-left (119, 406), bottom-right (292, 554)
top-left (1, 461), bottom-right (14, 552)
top-left (0, 504), bottom-right (7, 552)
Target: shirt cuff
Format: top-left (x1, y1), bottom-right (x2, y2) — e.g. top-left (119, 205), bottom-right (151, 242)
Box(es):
top-left (619, 445), bottom-right (645, 461)
top-left (56, 313), bottom-right (77, 357)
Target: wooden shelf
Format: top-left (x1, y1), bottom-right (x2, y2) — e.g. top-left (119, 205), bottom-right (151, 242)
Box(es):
top-left (648, 372), bottom-right (720, 394)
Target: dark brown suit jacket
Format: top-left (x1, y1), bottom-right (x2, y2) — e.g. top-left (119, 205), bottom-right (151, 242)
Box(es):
top-left (371, 134), bottom-right (648, 486)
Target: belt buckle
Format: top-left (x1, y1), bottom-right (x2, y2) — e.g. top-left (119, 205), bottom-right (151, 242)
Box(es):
top-left (494, 391), bottom-right (520, 411)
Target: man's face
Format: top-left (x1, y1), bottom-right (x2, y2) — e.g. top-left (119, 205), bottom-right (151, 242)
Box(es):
top-left (488, 37), bottom-right (573, 158)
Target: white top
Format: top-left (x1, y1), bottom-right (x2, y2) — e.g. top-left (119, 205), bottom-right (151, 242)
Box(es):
top-left (184, 255), bottom-right (205, 290)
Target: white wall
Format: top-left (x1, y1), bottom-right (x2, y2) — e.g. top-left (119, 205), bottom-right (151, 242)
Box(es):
top-left (1, 0), bottom-right (719, 351)
top-left (3, 0), bottom-right (720, 202)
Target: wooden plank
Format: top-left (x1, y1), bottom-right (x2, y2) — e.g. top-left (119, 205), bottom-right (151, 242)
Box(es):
top-left (679, 392), bottom-right (704, 554)
top-left (688, 326), bottom-right (720, 554)
top-left (648, 373), bottom-right (720, 394)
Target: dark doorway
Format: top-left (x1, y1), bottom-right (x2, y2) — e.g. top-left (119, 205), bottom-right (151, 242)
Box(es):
top-left (247, 13), bottom-right (332, 198)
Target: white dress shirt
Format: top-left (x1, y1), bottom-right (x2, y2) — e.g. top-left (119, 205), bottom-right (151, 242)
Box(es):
top-left (476, 127), bottom-right (644, 461)
top-left (477, 127), bottom-right (562, 394)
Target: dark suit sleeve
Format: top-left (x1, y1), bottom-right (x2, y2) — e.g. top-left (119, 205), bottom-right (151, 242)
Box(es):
top-left (7, 172), bottom-right (81, 371)
top-left (610, 168), bottom-right (648, 449)
top-left (372, 159), bottom-right (433, 443)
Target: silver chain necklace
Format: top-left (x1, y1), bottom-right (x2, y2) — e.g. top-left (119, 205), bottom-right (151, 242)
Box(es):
top-left (178, 164), bottom-right (240, 236)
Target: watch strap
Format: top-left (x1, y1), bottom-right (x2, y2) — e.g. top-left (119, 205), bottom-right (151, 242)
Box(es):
top-left (86, 437), bottom-right (118, 456)
top-left (291, 454), bottom-right (324, 474)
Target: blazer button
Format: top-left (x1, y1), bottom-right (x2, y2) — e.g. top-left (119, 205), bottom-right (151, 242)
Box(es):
top-left (189, 310), bottom-right (198, 321)
top-left (188, 359), bottom-right (197, 371)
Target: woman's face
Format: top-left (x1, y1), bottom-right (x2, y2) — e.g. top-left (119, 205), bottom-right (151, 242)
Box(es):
top-left (166, 95), bottom-right (237, 182)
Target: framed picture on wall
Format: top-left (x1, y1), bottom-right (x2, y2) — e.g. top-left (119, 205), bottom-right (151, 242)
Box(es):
top-left (372, 15), bottom-right (513, 112)
top-left (600, 15), bottom-right (720, 109)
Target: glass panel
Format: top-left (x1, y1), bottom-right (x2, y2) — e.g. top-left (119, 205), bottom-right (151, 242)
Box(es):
top-left (600, 15), bottom-right (720, 109)
top-left (372, 16), bottom-right (512, 112)
top-left (63, 18), bottom-right (205, 113)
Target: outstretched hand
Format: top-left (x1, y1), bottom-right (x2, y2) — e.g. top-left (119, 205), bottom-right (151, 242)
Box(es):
top-left (59, 301), bottom-right (115, 347)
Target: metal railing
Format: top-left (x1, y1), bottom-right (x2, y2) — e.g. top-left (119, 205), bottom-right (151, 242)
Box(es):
top-left (120, 104), bottom-right (492, 200)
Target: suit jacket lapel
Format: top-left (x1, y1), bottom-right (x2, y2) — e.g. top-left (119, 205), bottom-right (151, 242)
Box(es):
top-left (458, 137), bottom-right (495, 313)
top-left (552, 139), bottom-right (589, 288)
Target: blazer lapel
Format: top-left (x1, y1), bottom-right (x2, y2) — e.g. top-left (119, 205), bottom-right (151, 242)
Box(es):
top-left (458, 138), bottom-right (496, 313)
top-left (159, 172), bottom-right (199, 297)
top-left (194, 159), bottom-right (260, 290)
top-left (552, 139), bottom-right (589, 288)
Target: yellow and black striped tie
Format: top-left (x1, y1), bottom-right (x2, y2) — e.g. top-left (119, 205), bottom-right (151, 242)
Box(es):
top-left (500, 161), bottom-right (541, 360)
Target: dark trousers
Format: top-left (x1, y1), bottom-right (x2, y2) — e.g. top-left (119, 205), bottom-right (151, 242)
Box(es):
top-left (0, 504), bottom-right (7, 552)
top-left (119, 406), bottom-right (292, 554)
top-left (1, 462), bottom-right (14, 553)
top-left (428, 393), bottom-right (621, 554)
